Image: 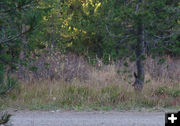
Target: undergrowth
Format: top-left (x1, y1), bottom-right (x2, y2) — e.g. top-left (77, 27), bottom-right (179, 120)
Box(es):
top-left (0, 80), bottom-right (179, 111)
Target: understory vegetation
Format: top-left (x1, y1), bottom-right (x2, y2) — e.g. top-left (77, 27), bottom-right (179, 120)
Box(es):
top-left (0, 0), bottom-right (180, 111)
top-left (0, 78), bottom-right (179, 110)
top-left (0, 54), bottom-right (180, 110)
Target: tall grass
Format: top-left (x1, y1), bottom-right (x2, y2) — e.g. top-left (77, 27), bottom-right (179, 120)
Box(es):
top-left (1, 52), bottom-right (180, 110)
top-left (0, 78), bottom-right (179, 110)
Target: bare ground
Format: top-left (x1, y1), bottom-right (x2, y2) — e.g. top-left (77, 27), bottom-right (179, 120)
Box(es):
top-left (9, 111), bottom-right (166, 126)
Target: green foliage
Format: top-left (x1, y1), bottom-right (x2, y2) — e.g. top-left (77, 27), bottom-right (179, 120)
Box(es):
top-left (117, 69), bottom-right (121, 74)
top-left (123, 62), bottom-right (129, 67)
top-left (0, 0), bottom-right (179, 92)
top-left (145, 79), bottom-right (151, 84)
top-left (0, 64), bottom-right (17, 97)
top-left (155, 85), bottom-right (180, 97)
top-left (0, 0), bottom-right (48, 73)
top-left (59, 0), bottom-right (107, 57)
top-left (29, 65), bottom-right (38, 72)
top-left (101, 85), bottom-right (120, 103)
top-left (0, 112), bottom-right (12, 125)
top-left (129, 54), bottom-right (136, 62)
top-left (0, 64), bottom-right (4, 84)
top-left (168, 88), bottom-right (180, 97)
top-left (0, 76), bottom-right (18, 96)
top-left (42, 0), bottom-right (180, 62)
top-left (158, 58), bottom-right (166, 65)
top-left (155, 86), bottom-right (168, 96)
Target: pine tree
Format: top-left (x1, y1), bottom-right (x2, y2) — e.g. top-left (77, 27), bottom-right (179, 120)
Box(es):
top-left (0, 0), bottom-right (46, 94)
top-left (105, 0), bottom-right (180, 91)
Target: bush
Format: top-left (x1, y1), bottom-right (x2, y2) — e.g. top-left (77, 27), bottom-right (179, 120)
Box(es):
top-left (155, 86), bottom-right (168, 96)
top-left (0, 76), bottom-right (18, 96)
top-left (168, 88), bottom-right (180, 97)
top-left (0, 112), bottom-right (12, 125)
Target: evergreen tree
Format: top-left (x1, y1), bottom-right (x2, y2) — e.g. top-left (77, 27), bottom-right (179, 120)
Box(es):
top-left (0, 0), bottom-right (46, 93)
top-left (105, 0), bottom-right (180, 91)
top-left (53, 0), bottom-right (179, 91)
top-left (0, 0), bottom-right (46, 73)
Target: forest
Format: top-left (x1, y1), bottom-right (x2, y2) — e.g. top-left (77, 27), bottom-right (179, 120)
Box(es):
top-left (0, 0), bottom-right (180, 123)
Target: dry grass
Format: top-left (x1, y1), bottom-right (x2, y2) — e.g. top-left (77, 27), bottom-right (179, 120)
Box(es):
top-left (0, 67), bottom-right (179, 110)
top-left (15, 50), bottom-right (180, 83)
top-left (1, 51), bottom-right (180, 110)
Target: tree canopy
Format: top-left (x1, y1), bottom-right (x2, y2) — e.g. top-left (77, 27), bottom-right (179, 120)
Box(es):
top-left (0, 0), bottom-right (180, 91)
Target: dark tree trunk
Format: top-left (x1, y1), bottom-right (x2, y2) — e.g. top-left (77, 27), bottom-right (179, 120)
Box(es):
top-left (133, 22), bottom-right (145, 91)
top-left (132, 0), bottom-right (145, 91)
top-left (19, 24), bottom-right (27, 60)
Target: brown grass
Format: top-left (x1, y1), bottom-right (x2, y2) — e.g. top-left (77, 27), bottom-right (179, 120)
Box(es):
top-left (15, 50), bottom-right (180, 83)
top-left (1, 51), bottom-right (180, 110)
top-left (1, 69), bottom-right (179, 110)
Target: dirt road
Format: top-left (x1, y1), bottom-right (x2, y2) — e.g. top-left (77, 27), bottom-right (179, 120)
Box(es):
top-left (10, 111), bottom-right (165, 126)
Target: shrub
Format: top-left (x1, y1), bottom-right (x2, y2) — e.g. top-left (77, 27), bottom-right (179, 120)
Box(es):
top-left (168, 88), bottom-right (180, 97)
top-left (155, 86), bottom-right (168, 96)
top-left (0, 76), bottom-right (18, 96)
top-left (0, 112), bottom-right (12, 126)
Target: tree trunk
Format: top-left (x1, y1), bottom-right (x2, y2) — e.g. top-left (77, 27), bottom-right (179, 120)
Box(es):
top-left (133, 22), bottom-right (145, 91)
top-left (19, 24), bottom-right (27, 60)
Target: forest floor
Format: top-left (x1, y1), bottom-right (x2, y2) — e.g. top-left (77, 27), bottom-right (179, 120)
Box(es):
top-left (9, 110), bottom-right (170, 126)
